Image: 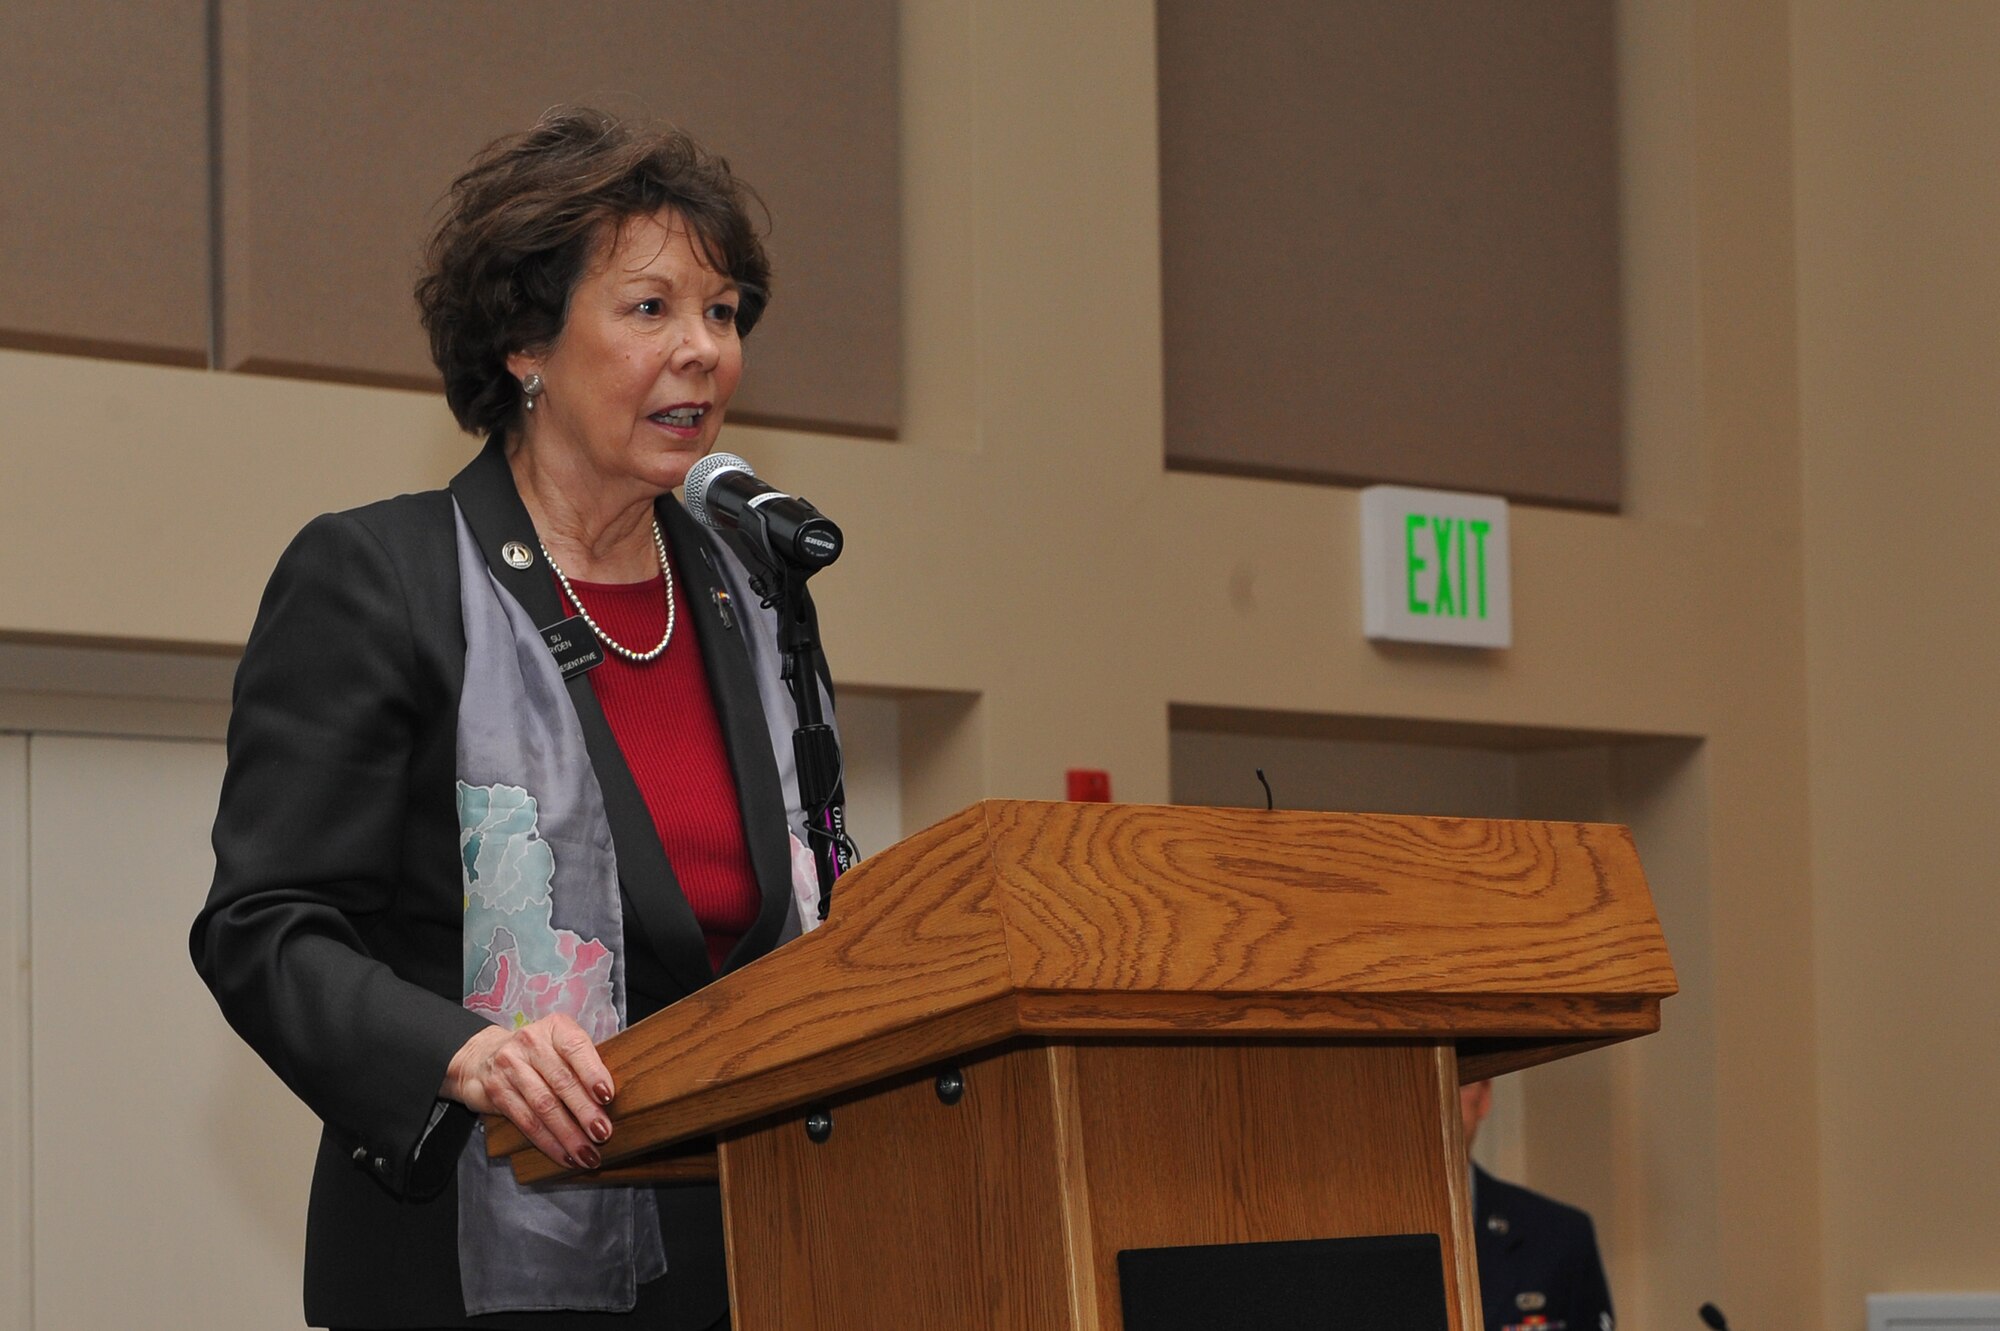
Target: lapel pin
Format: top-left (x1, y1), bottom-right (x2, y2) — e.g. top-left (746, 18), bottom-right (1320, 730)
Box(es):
top-left (502, 541), bottom-right (535, 570)
top-left (1487, 1215), bottom-right (1510, 1235)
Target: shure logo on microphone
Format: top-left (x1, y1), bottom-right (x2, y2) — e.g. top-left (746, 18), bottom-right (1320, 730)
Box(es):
top-left (804, 533), bottom-right (837, 552)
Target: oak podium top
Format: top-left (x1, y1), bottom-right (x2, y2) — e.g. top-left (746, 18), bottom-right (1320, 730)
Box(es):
top-left (490, 799), bottom-right (1676, 1182)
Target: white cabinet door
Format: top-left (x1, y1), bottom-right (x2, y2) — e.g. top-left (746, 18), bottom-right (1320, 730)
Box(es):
top-left (2, 736), bottom-right (28, 1331)
top-left (28, 735), bottom-right (319, 1330)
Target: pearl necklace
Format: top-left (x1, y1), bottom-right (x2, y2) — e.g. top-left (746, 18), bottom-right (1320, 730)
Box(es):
top-left (539, 517), bottom-right (675, 663)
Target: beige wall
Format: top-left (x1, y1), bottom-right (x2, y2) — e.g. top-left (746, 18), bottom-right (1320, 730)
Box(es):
top-left (1791, 2), bottom-right (2000, 1324)
top-left (1, 0), bottom-right (1991, 1327)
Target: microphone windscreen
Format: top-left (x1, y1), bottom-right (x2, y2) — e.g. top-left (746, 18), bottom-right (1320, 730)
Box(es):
top-left (684, 452), bottom-right (755, 531)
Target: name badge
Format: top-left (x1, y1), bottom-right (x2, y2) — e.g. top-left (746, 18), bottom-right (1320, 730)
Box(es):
top-left (540, 614), bottom-right (604, 680)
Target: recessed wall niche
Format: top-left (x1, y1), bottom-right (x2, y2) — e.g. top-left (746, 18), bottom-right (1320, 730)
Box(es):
top-left (1169, 704), bottom-right (1717, 1315)
top-left (811, 685), bottom-right (983, 861)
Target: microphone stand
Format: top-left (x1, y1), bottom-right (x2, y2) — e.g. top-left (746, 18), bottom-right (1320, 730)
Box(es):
top-left (773, 561), bottom-right (852, 917)
top-left (727, 510), bottom-right (853, 920)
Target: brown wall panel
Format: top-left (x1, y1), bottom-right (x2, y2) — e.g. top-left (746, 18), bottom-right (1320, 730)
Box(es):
top-left (1158, 1), bottom-right (1622, 508)
top-left (218, 1), bottom-right (899, 434)
top-left (0, 1), bottom-right (209, 364)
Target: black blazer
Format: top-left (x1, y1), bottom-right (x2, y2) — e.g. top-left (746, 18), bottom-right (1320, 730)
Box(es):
top-left (191, 439), bottom-right (802, 1329)
top-left (1473, 1164), bottom-right (1616, 1331)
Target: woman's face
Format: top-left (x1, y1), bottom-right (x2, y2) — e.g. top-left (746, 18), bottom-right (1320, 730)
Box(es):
top-left (509, 208), bottom-right (743, 502)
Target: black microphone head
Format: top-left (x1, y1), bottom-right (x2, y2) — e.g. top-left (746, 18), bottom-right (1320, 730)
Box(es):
top-left (683, 451), bottom-right (754, 531)
top-left (793, 515), bottom-right (843, 568)
top-left (1699, 1302), bottom-right (1729, 1331)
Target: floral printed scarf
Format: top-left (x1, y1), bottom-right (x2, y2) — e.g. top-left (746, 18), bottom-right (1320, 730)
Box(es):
top-left (450, 504), bottom-right (666, 1314)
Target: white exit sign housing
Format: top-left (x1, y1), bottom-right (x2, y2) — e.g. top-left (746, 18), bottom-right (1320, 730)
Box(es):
top-left (1360, 485), bottom-right (1512, 648)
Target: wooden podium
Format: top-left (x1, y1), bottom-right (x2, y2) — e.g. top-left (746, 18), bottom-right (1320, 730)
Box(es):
top-left (489, 800), bottom-right (1676, 1330)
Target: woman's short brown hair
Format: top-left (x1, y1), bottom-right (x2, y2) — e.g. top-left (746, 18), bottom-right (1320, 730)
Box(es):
top-left (415, 107), bottom-right (771, 436)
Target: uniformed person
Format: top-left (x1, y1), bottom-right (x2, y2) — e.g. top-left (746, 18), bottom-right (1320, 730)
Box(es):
top-left (1461, 1079), bottom-right (1616, 1331)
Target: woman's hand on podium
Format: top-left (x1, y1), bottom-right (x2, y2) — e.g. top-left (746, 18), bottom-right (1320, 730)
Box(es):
top-left (442, 1014), bottom-right (616, 1170)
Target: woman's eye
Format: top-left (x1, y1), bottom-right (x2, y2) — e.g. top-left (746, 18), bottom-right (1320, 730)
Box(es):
top-left (707, 302), bottom-right (738, 325)
top-left (635, 298), bottom-right (664, 316)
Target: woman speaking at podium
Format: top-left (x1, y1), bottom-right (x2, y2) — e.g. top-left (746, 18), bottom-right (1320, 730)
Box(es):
top-left (192, 108), bottom-right (827, 1329)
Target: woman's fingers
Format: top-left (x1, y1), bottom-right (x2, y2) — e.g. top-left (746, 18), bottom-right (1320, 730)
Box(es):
top-left (492, 1032), bottom-right (598, 1168)
top-left (484, 1072), bottom-right (581, 1169)
top-left (443, 1016), bottom-right (617, 1170)
top-left (521, 1015), bottom-right (616, 1148)
top-left (549, 1013), bottom-right (616, 1107)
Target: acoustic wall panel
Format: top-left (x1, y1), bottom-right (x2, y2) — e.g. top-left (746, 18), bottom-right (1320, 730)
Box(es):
top-left (218, 1), bottom-right (899, 434)
top-left (1158, 1), bottom-right (1623, 508)
top-left (0, 1), bottom-right (210, 364)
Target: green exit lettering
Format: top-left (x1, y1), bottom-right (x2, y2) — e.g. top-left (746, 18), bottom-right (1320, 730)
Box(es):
top-left (1405, 514), bottom-right (1492, 619)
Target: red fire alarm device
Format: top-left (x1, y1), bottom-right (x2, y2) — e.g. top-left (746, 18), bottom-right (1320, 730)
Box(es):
top-left (1065, 768), bottom-right (1112, 802)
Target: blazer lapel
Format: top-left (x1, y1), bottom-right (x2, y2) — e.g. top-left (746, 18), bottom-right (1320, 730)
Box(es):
top-left (448, 436), bottom-right (715, 1000)
top-left (657, 498), bottom-right (795, 972)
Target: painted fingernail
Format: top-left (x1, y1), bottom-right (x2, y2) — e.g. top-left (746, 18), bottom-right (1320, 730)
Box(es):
top-left (589, 1118), bottom-right (612, 1143)
top-left (579, 1145), bottom-right (602, 1170)
top-left (564, 1152), bottom-right (579, 1169)
top-left (595, 1082), bottom-right (614, 1105)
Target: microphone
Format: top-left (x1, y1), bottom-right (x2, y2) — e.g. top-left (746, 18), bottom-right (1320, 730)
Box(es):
top-left (684, 452), bottom-right (843, 571)
top-left (1699, 1303), bottom-right (1731, 1331)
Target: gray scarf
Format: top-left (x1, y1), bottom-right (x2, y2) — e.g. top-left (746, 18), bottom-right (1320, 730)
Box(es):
top-left (447, 500), bottom-right (831, 1314)
top-left (452, 502), bottom-right (661, 1313)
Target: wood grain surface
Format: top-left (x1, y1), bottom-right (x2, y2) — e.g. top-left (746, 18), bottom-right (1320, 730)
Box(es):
top-left (717, 1039), bottom-right (1481, 1330)
top-left (574, 1138), bottom-right (718, 1185)
top-left (984, 801), bottom-right (1674, 996)
top-left (1434, 1038), bottom-right (1486, 1329)
top-left (719, 1045), bottom-right (1075, 1330)
top-left (1060, 1040), bottom-right (1477, 1331)
top-left (491, 801), bottom-right (1675, 1178)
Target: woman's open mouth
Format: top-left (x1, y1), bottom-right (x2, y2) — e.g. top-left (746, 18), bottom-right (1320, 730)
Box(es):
top-left (648, 404), bottom-right (708, 437)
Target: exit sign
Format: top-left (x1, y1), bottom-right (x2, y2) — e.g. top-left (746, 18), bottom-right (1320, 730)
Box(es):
top-left (1360, 486), bottom-right (1512, 648)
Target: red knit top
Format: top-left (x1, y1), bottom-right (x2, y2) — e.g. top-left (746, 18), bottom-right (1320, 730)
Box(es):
top-left (556, 554), bottom-right (762, 975)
